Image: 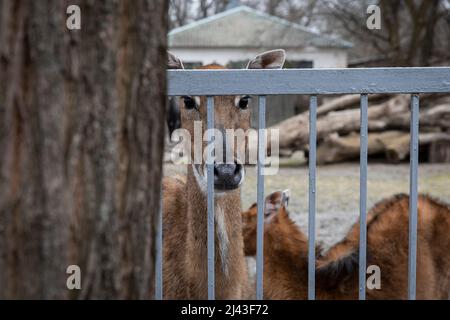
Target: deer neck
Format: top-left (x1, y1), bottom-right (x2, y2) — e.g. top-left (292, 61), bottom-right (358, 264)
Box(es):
top-left (185, 165), bottom-right (247, 298)
top-left (263, 221), bottom-right (309, 298)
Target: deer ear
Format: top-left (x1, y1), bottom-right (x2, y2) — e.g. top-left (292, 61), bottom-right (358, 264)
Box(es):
top-left (281, 189), bottom-right (291, 217)
top-left (246, 49), bottom-right (286, 69)
top-left (168, 51), bottom-right (184, 69)
top-left (264, 191), bottom-right (283, 218)
top-left (281, 189), bottom-right (290, 208)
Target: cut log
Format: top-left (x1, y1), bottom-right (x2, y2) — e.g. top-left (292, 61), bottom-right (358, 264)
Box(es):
top-left (429, 141), bottom-right (450, 163)
top-left (264, 94), bottom-right (450, 162)
top-left (316, 131), bottom-right (450, 164)
top-left (381, 134), bottom-right (411, 163)
top-left (317, 93), bottom-right (388, 116)
top-left (382, 132), bottom-right (450, 163)
top-left (316, 131), bottom-right (405, 164)
top-left (272, 95), bottom-right (410, 151)
top-left (386, 104), bottom-right (450, 130)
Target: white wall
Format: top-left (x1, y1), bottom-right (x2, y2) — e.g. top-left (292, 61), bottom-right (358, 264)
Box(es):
top-left (169, 47), bottom-right (348, 68)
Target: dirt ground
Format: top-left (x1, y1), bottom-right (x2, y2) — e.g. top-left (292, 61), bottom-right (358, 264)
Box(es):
top-left (164, 162), bottom-right (450, 248)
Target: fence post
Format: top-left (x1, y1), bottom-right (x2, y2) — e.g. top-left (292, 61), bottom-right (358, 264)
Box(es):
top-left (308, 96), bottom-right (317, 300)
top-left (256, 95), bottom-right (266, 300)
top-left (207, 96), bottom-right (215, 300)
top-left (408, 94), bottom-right (420, 300)
top-left (359, 94), bottom-right (368, 300)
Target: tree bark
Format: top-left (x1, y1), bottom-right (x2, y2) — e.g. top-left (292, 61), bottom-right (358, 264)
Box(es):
top-left (0, 0), bottom-right (167, 299)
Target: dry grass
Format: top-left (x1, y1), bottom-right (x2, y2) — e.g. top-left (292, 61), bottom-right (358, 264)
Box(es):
top-left (163, 162), bottom-right (450, 248)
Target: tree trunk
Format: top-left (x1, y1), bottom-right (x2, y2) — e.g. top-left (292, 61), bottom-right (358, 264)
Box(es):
top-left (0, 0), bottom-right (168, 299)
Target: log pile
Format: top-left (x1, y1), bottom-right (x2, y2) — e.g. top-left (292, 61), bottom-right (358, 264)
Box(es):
top-left (267, 94), bottom-right (450, 164)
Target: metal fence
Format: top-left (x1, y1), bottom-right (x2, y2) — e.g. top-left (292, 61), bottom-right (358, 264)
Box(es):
top-left (159, 67), bottom-right (450, 300)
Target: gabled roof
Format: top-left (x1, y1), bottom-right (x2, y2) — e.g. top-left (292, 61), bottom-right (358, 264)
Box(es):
top-left (169, 6), bottom-right (352, 49)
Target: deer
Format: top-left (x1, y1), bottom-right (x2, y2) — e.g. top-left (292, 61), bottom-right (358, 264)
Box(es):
top-left (162, 50), bottom-right (286, 299)
top-left (165, 64), bottom-right (223, 141)
top-left (242, 191), bottom-right (450, 299)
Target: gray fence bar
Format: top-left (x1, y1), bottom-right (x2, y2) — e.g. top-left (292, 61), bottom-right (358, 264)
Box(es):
top-left (256, 96), bottom-right (266, 300)
top-left (408, 94), bottom-right (420, 300)
top-left (359, 94), bottom-right (368, 300)
top-left (168, 68), bottom-right (450, 96)
top-left (207, 96), bottom-right (215, 300)
top-left (308, 96), bottom-right (317, 300)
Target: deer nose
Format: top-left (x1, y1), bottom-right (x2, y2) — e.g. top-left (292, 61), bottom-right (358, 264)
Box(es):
top-left (214, 162), bottom-right (243, 191)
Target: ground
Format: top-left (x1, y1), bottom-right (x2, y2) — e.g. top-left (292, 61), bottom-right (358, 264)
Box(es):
top-left (164, 161), bottom-right (450, 289)
top-left (164, 162), bottom-right (450, 248)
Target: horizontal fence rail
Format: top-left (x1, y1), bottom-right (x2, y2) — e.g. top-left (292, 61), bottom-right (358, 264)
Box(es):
top-left (162, 67), bottom-right (450, 301)
top-left (168, 67), bottom-right (450, 96)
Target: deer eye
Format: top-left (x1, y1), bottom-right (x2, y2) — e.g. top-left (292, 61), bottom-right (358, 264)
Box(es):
top-left (182, 96), bottom-right (197, 110)
top-left (238, 95), bottom-right (251, 110)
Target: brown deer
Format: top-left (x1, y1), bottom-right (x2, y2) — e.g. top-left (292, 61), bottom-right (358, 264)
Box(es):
top-left (163, 50), bottom-right (286, 299)
top-left (242, 191), bottom-right (450, 299)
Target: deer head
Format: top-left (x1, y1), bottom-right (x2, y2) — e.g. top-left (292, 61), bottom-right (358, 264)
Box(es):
top-left (168, 50), bottom-right (286, 192)
top-left (242, 189), bottom-right (290, 256)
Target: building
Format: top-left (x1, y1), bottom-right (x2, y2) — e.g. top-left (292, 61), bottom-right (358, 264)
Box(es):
top-left (168, 5), bottom-right (352, 69)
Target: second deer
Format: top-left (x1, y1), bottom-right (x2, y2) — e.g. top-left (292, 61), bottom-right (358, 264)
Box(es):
top-left (242, 191), bottom-right (450, 299)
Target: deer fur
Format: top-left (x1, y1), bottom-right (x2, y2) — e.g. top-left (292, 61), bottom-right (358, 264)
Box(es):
top-left (242, 192), bottom-right (450, 299)
top-left (163, 50), bottom-right (286, 299)
top-left (163, 174), bottom-right (249, 299)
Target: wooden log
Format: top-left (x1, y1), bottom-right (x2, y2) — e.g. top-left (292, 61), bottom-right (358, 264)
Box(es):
top-left (316, 131), bottom-right (405, 164)
top-left (316, 131), bottom-right (450, 164)
top-left (382, 132), bottom-right (450, 163)
top-left (272, 95), bottom-right (410, 151)
top-left (317, 93), bottom-right (388, 116)
top-left (386, 104), bottom-right (450, 130)
top-left (429, 141), bottom-right (450, 163)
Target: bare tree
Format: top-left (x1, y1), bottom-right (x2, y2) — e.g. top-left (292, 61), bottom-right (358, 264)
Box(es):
top-left (266, 0), bottom-right (283, 15)
top-left (321, 0), bottom-right (450, 66)
top-left (198, 0), bottom-right (214, 18)
top-left (168, 0), bottom-right (449, 66)
top-left (215, 0), bottom-right (231, 13)
top-left (169, 0), bottom-right (194, 28)
top-left (169, 0), bottom-right (322, 29)
top-left (0, 0), bottom-right (168, 299)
